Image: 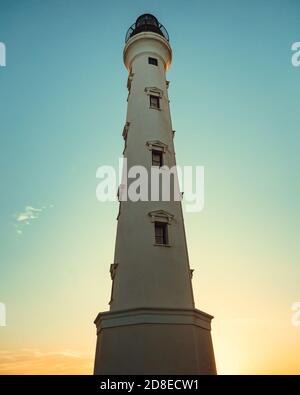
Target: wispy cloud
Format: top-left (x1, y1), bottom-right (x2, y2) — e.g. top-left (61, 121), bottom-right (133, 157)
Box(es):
top-left (0, 349), bottom-right (93, 375)
top-left (14, 205), bottom-right (53, 234)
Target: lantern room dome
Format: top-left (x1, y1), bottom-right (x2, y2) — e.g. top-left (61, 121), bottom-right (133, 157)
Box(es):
top-left (125, 13), bottom-right (169, 43)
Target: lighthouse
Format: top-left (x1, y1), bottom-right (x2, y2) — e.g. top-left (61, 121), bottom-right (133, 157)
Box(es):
top-left (94, 14), bottom-right (216, 374)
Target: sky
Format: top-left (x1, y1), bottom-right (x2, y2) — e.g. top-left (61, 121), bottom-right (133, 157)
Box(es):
top-left (0, 0), bottom-right (299, 374)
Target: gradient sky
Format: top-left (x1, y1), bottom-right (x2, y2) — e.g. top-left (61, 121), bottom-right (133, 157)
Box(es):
top-left (0, 0), bottom-right (299, 374)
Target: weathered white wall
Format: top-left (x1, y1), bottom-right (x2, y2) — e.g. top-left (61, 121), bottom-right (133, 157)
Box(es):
top-left (94, 308), bottom-right (216, 375)
top-left (111, 32), bottom-right (195, 310)
top-left (94, 30), bottom-right (216, 375)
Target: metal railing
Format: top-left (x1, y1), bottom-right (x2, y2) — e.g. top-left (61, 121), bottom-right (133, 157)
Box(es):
top-left (125, 22), bottom-right (169, 43)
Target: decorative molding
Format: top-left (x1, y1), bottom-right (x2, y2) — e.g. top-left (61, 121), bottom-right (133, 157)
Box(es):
top-left (108, 263), bottom-right (119, 305)
top-left (117, 185), bottom-right (126, 202)
top-left (146, 140), bottom-right (168, 153)
top-left (117, 184), bottom-right (127, 202)
top-left (110, 263), bottom-right (118, 280)
top-left (116, 203), bottom-right (121, 220)
top-left (148, 210), bottom-right (174, 224)
top-left (144, 86), bottom-right (163, 98)
top-left (127, 71), bottom-right (134, 92)
top-left (95, 307), bottom-right (213, 333)
top-left (122, 122), bottom-right (130, 140)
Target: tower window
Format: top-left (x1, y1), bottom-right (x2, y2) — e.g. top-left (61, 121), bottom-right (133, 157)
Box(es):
top-left (148, 57), bottom-right (158, 66)
top-left (150, 95), bottom-right (160, 109)
top-left (155, 222), bottom-right (168, 245)
top-left (152, 150), bottom-right (163, 167)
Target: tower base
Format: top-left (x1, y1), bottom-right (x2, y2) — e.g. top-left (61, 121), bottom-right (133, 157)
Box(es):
top-left (94, 307), bottom-right (216, 375)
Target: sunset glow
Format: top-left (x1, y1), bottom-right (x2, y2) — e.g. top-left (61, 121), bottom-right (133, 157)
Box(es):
top-left (0, 0), bottom-right (299, 375)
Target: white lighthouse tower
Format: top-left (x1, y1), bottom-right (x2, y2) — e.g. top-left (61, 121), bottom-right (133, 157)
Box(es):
top-left (94, 14), bottom-right (216, 375)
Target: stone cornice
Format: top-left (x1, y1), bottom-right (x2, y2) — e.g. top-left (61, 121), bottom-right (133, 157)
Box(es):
top-left (94, 307), bottom-right (213, 334)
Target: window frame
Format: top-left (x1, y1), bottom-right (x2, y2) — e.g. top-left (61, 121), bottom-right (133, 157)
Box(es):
top-left (148, 57), bottom-right (158, 66)
top-left (152, 149), bottom-right (163, 167)
top-left (145, 87), bottom-right (163, 111)
top-left (148, 210), bottom-right (174, 247)
top-left (146, 140), bottom-right (168, 169)
top-left (154, 221), bottom-right (168, 245)
top-left (149, 94), bottom-right (160, 109)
